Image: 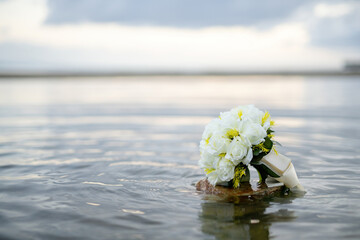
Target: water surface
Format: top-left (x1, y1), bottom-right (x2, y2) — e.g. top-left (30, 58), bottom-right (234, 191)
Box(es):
top-left (0, 76), bottom-right (359, 239)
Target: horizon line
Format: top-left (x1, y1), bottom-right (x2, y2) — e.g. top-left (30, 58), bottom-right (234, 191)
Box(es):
top-left (0, 70), bottom-right (359, 78)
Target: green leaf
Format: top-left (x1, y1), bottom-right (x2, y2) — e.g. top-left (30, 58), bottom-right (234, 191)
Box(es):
top-left (251, 151), bottom-right (266, 163)
top-left (267, 128), bottom-right (274, 134)
top-left (253, 148), bottom-right (261, 156)
top-left (263, 137), bottom-right (273, 149)
top-left (250, 163), bottom-right (280, 181)
top-left (273, 140), bottom-right (282, 147)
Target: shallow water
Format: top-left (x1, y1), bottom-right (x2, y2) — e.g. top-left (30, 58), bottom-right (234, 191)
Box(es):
top-left (0, 76), bottom-right (359, 240)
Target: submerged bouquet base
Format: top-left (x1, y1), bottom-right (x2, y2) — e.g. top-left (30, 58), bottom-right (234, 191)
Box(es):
top-left (196, 178), bottom-right (285, 199)
top-left (198, 105), bottom-right (304, 193)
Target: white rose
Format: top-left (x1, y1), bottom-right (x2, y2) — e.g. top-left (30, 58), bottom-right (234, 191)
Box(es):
top-left (202, 118), bottom-right (221, 140)
top-left (199, 150), bottom-right (217, 169)
top-left (217, 158), bottom-right (235, 182)
top-left (207, 170), bottom-right (222, 186)
top-left (219, 111), bottom-right (237, 123)
top-left (225, 136), bottom-right (251, 165)
top-left (242, 120), bottom-right (267, 145)
top-left (207, 134), bottom-right (230, 155)
top-left (242, 145), bottom-right (253, 165)
top-left (242, 105), bottom-right (264, 124)
top-left (230, 105), bottom-right (247, 120)
top-left (202, 155), bottom-right (235, 185)
top-left (199, 139), bottom-right (207, 154)
top-left (219, 111), bottom-right (239, 136)
top-left (221, 117), bottom-right (249, 141)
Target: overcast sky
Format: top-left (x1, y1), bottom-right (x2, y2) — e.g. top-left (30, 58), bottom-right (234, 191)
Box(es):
top-left (0, 0), bottom-right (359, 72)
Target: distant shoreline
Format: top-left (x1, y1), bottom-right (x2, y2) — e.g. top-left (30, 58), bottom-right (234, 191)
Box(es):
top-left (0, 71), bottom-right (359, 78)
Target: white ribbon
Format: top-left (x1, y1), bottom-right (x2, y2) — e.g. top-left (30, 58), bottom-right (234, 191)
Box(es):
top-left (260, 149), bottom-right (305, 191)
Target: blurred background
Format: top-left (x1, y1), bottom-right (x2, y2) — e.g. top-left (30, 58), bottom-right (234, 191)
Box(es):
top-left (0, 0), bottom-right (359, 74)
top-left (1, 1), bottom-right (360, 240)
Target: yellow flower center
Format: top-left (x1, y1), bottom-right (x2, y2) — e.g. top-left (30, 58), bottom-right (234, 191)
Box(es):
top-left (204, 168), bottom-right (215, 174)
top-left (253, 142), bottom-right (270, 153)
top-left (262, 111), bottom-right (270, 125)
top-left (226, 129), bottom-right (239, 139)
top-left (270, 120), bottom-right (275, 126)
top-left (233, 166), bottom-right (247, 188)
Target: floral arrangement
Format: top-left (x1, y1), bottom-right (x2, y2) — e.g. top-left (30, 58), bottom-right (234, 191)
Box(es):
top-left (199, 105), bottom-right (277, 188)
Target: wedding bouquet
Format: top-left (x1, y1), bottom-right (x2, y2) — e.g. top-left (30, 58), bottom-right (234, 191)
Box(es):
top-left (199, 105), bottom-right (303, 190)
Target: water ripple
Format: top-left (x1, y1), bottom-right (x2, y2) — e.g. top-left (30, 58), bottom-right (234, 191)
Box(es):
top-left (1, 76), bottom-right (360, 240)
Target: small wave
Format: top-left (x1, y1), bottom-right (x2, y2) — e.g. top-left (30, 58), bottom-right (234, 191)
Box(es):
top-left (82, 181), bottom-right (123, 187)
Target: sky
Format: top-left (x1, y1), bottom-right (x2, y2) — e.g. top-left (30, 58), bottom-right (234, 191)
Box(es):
top-left (0, 0), bottom-right (359, 73)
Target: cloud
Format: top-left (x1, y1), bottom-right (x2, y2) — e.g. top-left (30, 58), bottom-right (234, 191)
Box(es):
top-left (45, 0), bottom-right (310, 28)
top-left (44, 0), bottom-right (360, 50)
top-left (0, 22), bottom-right (346, 71)
top-left (283, 1), bottom-right (360, 50)
top-left (0, 0), bottom-right (358, 72)
top-left (314, 3), bottom-right (353, 18)
top-left (309, 2), bottom-right (360, 49)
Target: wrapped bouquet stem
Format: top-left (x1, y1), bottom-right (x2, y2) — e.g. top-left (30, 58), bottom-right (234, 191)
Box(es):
top-left (199, 105), bottom-right (304, 192)
top-left (251, 148), bottom-right (304, 191)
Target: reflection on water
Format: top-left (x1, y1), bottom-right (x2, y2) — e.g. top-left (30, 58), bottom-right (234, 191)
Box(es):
top-left (200, 199), bottom-right (295, 240)
top-left (198, 182), bottom-right (301, 240)
top-left (82, 181), bottom-right (124, 187)
top-left (0, 76), bottom-right (308, 109)
top-left (0, 76), bottom-right (360, 239)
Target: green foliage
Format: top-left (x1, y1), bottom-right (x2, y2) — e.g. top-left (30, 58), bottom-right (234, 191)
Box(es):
top-left (251, 163), bottom-right (280, 182)
top-left (231, 127), bottom-right (278, 186)
top-left (267, 128), bottom-right (274, 134)
top-left (232, 164), bottom-right (250, 188)
top-left (251, 136), bottom-right (273, 163)
top-left (249, 133), bottom-right (278, 182)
